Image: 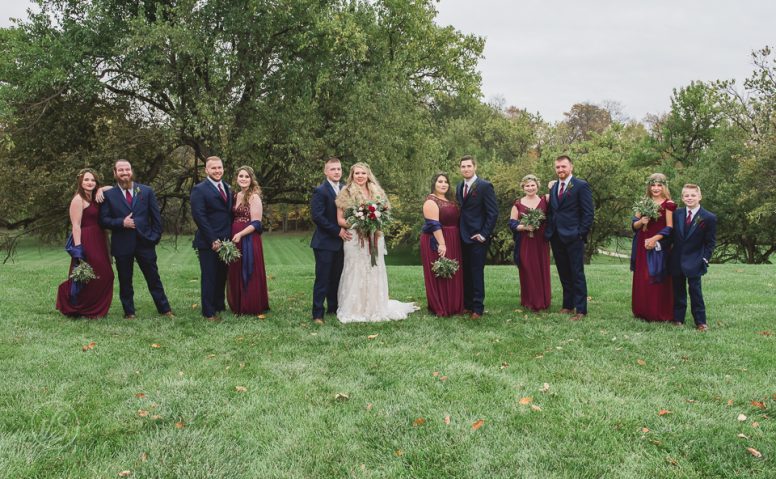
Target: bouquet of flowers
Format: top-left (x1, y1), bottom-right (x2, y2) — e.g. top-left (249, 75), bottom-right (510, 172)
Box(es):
top-left (431, 256), bottom-right (459, 279)
top-left (520, 208), bottom-right (546, 238)
top-left (344, 197), bottom-right (393, 266)
top-left (70, 261), bottom-right (98, 283)
top-left (217, 240), bottom-right (242, 264)
top-left (632, 197), bottom-right (661, 231)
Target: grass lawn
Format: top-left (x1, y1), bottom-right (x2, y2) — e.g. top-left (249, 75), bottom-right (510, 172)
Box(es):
top-left (0, 233), bottom-right (774, 478)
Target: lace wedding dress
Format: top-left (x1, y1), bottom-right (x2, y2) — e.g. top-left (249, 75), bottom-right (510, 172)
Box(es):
top-left (337, 230), bottom-right (418, 323)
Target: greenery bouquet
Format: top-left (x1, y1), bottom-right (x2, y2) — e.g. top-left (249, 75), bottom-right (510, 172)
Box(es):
top-left (520, 208), bottom-right (546, 238)
top-left (217, 240), bottom-right (242, 264)
top-left (69, 261), bottom-right (98, 283)
top-left (345, 197), bottom-right (393, 266)
top-left (431, 256), bottom-right (459, 279)
top-left (632, 198), bottom-right (661, 231)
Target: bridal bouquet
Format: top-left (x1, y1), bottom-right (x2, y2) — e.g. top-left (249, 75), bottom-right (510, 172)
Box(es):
top-left (217, 240), bottom-right (242, 264)
top-left (431, 257), bottom-right (459, 279)
top-left (520, 208), bottom-right (545, 238)
top-left (70, 261), bottom-right (98, 283)
top-left (344, 197), bottom-right (393, 266)
top-left (632, 198), bottom-right (661, 231)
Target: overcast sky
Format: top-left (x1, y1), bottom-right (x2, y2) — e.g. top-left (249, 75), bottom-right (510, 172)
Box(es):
top-left (2, 0), bottom-right (774, 122)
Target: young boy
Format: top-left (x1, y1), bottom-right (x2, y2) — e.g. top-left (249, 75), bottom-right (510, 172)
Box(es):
top-left (669, 184), bottom-right (717, 331)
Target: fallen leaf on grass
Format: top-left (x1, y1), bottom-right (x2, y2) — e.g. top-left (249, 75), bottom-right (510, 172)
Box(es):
top-left (751, 401), bottom-right (766, 410)
top-left (637, 359), bottom-right (646, 366)
top-left (175, 421), bottom-right (185, 429)
top-left (756, 331), bottom-right (772, 336)
top-left (444, 415), bottom-right (451, 425)
top-left (81, 341), bottom-right (96, 352)
top-left (151, 415), bottom-right (162, 420)
top-left (727, 399), bottom-right (734, 406)
top-left (519, 397), bottom-right (533, 405)
top-left (413, 418), bottom-right (426, 427)
top-left (432, 371), bottom-right (440, 377)
top-left (540, 383), bottom-right (550, 393)
top-left (139, 452), bottom-right (148, 462)
top-left (752, 421), bottom-right (760, 428)
top-left (367, 334), bottom-right (379, 340)
top-left (394, 449), bottom-right (403, 457)
top-left (207, 354), bottom-right (216, 359)
top-left (737, 433), bottom-right (749, 439)
top-left (235, 386), bottom-right (247, 393)
top-left (191, 303), bottom-right (198, 309)
top-left (137, 409), bottom-right (149, 417)
top-left (150, 343), bottom-right (161, 349)
top-left (366, 403), bottom-right (373, 411)
top-left (335, 393), bottom-right (350, 401)
top-left (471, 419), bottom-right (484, 431)
top-left (257, 314), bottom-right (266, 320)
top-left (134, 393), bottom-right (145, 399)
top-left (513, 309), bottom-right (523, 313)
top-left (658, 409), bottom-right (671, 416)
top-left (531, 405), bottom-right (542, 412)
top-left (642, 427), bottom-right (650, 433)
top-left (500, 362), bottom-right (509, 370)
top-left (440, 376), bottom-right (448, 382)
top-left (738, 414), bottom-right (748, 421)
top-left (747, 447), bottom-right (763, 458)
top-left (118, 471), bottom-right (131, 478)
top-left (666, 456), bottom-right (678, 466)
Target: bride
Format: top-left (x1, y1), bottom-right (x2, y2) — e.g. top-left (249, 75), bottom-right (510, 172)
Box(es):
top-left (335, 162), bottom-right (418, 323)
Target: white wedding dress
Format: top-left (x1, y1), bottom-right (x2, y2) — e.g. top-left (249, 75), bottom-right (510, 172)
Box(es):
top-left (337, 229), bottom-right (418, 323)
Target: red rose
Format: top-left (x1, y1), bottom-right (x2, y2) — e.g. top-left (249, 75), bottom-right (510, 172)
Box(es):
top-left (369, 213), bottom-right (376, 219)
top-left (368, 205), bottom-right (376, 212)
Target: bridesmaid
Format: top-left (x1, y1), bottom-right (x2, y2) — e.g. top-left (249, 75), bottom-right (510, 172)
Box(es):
top-left (508, 174), bottom-right (551, 311)
top-left (420, 172), bottom-right (464, 316)
top-left (56, 169), bottom-right (114, 318)
top-left (227, 165), bottom-right (270, 314)
top-left (631, 173), bottom-right (675, 321)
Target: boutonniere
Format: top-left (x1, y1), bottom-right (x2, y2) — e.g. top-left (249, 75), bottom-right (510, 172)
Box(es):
top-left (694, 215), bottom-right (705, 228)
top-left (566, 181), bottom-right (575, 192)
top-left (134, 186), bottom-right (141, 198)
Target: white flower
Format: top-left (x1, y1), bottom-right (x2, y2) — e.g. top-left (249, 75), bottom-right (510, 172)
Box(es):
top-left (374, 211), bottom-right (381, 218)
top-left (356, 211), bottom-right (364, 218)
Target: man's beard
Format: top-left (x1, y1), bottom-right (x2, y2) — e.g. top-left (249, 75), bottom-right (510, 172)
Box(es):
top-left (117, 176), bottom-right (133, 189)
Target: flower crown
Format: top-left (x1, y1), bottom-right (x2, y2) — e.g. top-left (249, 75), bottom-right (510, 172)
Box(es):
top-left (648, 179), bottom-right (667, 186)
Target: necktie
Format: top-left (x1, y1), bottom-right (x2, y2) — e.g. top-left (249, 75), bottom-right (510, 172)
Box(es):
top-left (558, 182), bottom-right (565, 198)
top-left (685, 210), bottom-right (693, 226)
top-left (218, 183), bottom-right (227, 203)
top-left (125, 189), bottom-right (132, 205)
top-left (464, 183), bottom-right (469, 198)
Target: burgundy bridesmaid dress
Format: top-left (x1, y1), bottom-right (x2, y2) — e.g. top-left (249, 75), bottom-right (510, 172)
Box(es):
top-left (420, 194), bottom-right (464, 316)
top-left (227, 201), bottom-right (270, 314)
top-left (631, 199), bottom-right (676, 321)
top-left (56, 202), bottom-right (114, 318)
top-left (515, 197), bottom-right (551, 311)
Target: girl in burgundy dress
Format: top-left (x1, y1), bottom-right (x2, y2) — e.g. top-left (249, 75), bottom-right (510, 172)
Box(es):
top-left (56, 169), bottom-right (114, 318)
top-left (631, 173), bottom-right (675, 321)
top-left (227, 166), bottom-right (269, 315)
top-left (420, 173), bottom-right (464, 316)
top-left (509, 174), bottom-right (551, 311)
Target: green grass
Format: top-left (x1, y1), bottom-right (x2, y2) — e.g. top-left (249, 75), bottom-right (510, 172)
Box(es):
top-left (0, 234), bottom-right (774, 478)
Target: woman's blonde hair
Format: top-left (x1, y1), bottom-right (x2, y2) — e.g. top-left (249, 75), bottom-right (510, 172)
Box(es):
top-left (520, 174), bottom-right (540, 189)
top-left (234, 165), bottom-right (262, 206)
top-left (336, 162), bottom-right (389, 209)
top-left (645, 173), bottom-right (671, 200)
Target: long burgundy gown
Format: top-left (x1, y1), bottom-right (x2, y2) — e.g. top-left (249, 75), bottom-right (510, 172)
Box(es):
top-left (514, 197), bottom-right (551, 311)
top-left (56, 201), bottom-right (114, 318)
top-left (420, 194), bottom-right (464, 317)
top-left (632, 199), bottom-right (676, 321)
top-left (227, 201), bottom-right (269, 314)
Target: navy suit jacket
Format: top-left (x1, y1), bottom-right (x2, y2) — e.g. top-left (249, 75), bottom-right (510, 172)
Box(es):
top-left (456, 178), bottom-right (498, 244)
top-left (669, 206), bottom-right (717, 278)
top-left (99, 183), bottom-right (162, 256)
top-left (190, 179), bottom-right (233, 249)
top-left (544, 176), bottom-right (594, 244)
top-left (310, 180), bottom-right (344, 252)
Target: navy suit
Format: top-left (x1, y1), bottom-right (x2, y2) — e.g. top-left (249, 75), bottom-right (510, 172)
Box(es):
top-left (191, 179), bottom-right (233, 318)
top-left (99, 183), bottom-right (171, 315)
top-left (310, 180), bottom-right (345, 319)
top-left (544, 176), bottom-right (594, 314)
top-left (669, 206), bottom-right (717, 325)
top-left (456, 177), bottom-right (498, 315)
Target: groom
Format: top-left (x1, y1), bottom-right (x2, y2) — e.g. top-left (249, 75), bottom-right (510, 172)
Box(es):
top-left (456, 155), bottom-right (498, 319)
top-left (310, 157), bottom-right (351, 325)
top-left (544, 155), bottom-right (594, 321)
top-left (99, 159), bottom-right (173, 319)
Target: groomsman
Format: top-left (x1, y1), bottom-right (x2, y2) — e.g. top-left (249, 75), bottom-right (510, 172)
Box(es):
top-left (544, 155), bottom-right (594, 321)
top-left (456, 155), bottom-right (498, 319)
top-left (669, 184), bottom-right (717, 331)
top-left (99, 159), bottom-right (173, 319)
top-left (190, 156), bottom-right (233, 321)
top-left (310, 157), bottom-right (351, 325)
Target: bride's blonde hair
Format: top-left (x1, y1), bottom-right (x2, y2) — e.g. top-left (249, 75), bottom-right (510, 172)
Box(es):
top-left (336, 162), bottom-right (390, 208)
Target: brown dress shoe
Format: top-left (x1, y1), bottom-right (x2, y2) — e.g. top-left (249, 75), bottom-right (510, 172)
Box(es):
top-left (696, 324), bottom-right (708, 331)
top-left (124, 314), bottom-right (136, 320)
top-left (570, 313), bottom-right (586, 321)
top-left (205, 316), bottom-right (221, 322)
top-left (559, 308), bottom-right (574, 314)
top-left (463, 309), bottom-right (473, 315)
top-left (162, 311), bottom-right (175, 318)
top-left (313, 318), bottom-right (325, 325)
top-left (470, 312), bottom-right (482, 320)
